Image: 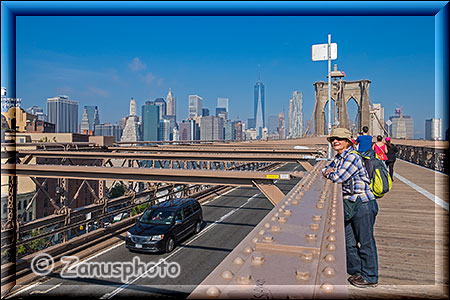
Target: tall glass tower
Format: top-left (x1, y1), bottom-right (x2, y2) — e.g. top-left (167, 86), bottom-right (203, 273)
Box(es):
top-left (254, 67), bottom-right (265, 137)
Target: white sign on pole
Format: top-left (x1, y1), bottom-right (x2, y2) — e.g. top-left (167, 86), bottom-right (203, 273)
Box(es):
top-left (311, 43), bottom-right (337, 61)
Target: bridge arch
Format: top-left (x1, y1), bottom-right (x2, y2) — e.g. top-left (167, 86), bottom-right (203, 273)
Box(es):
top-left (313, 79), bottom-right (371, 136)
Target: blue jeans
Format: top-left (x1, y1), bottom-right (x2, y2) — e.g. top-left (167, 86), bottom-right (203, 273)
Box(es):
top-left (345, 199), bottom-right (379, 283)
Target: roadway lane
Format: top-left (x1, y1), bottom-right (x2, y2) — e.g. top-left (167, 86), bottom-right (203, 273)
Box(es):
top-left (8, 163), bottom-right (307, 299)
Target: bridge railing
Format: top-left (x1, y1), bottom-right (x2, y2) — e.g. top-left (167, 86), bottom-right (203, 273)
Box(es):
top-left (396, 144), bottom-right (448, 174)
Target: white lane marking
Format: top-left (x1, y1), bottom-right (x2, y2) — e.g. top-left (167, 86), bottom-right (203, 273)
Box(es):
top-left (394, 173), bottom-right (449, 211)
top-left (5, 281), bottom-right (43, 299)
top-left (29, 283), bottom-right (62, 295)
top-left (100, 192), bottom-right (260, 299)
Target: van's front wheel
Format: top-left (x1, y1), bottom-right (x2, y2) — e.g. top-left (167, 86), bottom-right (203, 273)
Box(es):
top-left (194, 220), bottom-right (202, 234)
top-left (165, 236), bottom-right (175, 253)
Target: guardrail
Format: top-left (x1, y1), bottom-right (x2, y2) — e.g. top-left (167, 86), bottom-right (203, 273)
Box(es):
top-left (396, 144), bottom-right (448, 174)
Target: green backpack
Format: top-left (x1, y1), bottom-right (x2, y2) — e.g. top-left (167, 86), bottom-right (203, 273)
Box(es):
top-left (351, 149), bottom-right (392, 198)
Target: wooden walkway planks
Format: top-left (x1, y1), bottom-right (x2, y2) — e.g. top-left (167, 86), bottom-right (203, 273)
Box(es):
top-left (348, 160), bottom-right (449, 299)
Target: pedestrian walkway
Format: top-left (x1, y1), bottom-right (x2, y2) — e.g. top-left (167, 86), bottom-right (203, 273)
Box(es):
top-left (348, 159), bottom-right (449, 298)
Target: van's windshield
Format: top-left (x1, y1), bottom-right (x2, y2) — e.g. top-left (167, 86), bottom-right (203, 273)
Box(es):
top-left (139, 209), bottom-right (175, 225)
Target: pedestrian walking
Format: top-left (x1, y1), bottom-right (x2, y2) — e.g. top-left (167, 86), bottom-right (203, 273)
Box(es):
top-left (355, 126), bottom-right (373, 153)
top-left (372, 135), bottom-right (388, 161)
top-left (385, 137), bottom-right (398, 181)
top-left (322, 127), bottom-right (379, 288)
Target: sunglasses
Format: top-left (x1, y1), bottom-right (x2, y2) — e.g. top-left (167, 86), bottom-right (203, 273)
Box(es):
top-left (329, 137), bottom-right (347, 142)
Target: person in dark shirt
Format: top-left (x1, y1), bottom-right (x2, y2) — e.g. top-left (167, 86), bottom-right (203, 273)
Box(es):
top-left (385, 137), bottom-right (398, 181)
top-left (355, 126), bottom-right (373, 153)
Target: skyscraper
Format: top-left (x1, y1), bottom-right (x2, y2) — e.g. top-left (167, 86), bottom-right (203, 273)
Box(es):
top-left (425, 118), bottom-right (442, 140)
top-left (154, 98), bottom-right (167, 119)
top-left (289, 91), bottom-right (304, 138)
top-left (47, 95), bottom-right (78, 133)
top-left (217, 97), bottom-right (229, 113)
top-left (388, 108), bottom-right (414, 139)
top-left (121, 98), bottom-right (140, 142)
top-left (141, 102), bottom-right (160, 141)
top-left (189, 95), bottom-right (203, 119)
top-left (200, 116), bottom-right (224, 140)
top-left (80, 105), bottom-right (100, 134)
top-left (254, 69), bottom-right (265, 137)
top-left (166, 88), bottom-right (176, 118)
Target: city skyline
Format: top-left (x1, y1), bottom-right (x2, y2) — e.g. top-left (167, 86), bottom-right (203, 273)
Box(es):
top-left (13, 14), bottom-right (441, 138)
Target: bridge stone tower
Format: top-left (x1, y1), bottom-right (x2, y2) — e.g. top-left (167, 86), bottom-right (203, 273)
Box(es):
top-left (313, 79), bottom-right (371, 136)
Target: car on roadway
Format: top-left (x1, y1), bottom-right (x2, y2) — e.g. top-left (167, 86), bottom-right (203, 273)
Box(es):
top-left (125, 198), bottom-right (203, 253)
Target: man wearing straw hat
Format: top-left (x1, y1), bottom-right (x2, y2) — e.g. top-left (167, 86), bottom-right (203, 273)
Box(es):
top-left (322, 127), bottom-right (379, 288)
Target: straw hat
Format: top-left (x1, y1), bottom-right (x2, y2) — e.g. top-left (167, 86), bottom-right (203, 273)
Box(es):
top-left (327, 128), bottom-right (354, 144)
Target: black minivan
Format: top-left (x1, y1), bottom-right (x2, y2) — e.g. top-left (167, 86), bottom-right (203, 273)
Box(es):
top-left (125, 198), bottom-right (203, 253)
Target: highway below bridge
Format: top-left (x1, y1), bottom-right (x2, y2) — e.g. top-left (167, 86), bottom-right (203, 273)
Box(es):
top-left (7, 163), bottom-right (305, 299)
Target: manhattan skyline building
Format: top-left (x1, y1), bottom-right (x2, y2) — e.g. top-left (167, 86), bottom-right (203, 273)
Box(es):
top-left (94, 122), bottom-right (122, 142)
top-left (200, 116), bottom-right (224, 140)
top-left (189, 95), bottom-right (203, 119)
top-left (154, 98), bottom-right (167, 119)
top-left (80, 105), bottom-right (99, 134)
top-left (26, 105), bottom-right (47, 122)
top-left (121, 98), bottom-right (140, 142)
top-left (254, 69), bottom-right (265, 138)
top-left (217, 97), bottom-right (229, 113)
top-left (47, 95), bottom-right (78, 133)
top-left (289, 91), bottom-right (304, 138)
top-left (166, 88), bottom-right (176, 118)
top-left (141, 101), bottom-right (159, 141)
top-left (425, 118), bottom-right (442, 141)
top-left (388, 108), bottom-right (414, 139)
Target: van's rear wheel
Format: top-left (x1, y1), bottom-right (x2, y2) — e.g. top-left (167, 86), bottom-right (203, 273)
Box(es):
top-left (165, 237), bottom-right (175, 253)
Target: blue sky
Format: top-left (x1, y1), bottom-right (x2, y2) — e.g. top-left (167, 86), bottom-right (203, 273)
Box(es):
top-left (15, 15), bottom-right (439, 138)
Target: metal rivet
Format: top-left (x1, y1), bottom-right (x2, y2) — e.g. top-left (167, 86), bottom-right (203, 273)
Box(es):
top-left (306, 233), bottom-right (317, 241)
top-left (328, 227), bottom-right (336, 234)
top-left (237, 274), bottom-right (252, 284)
top-left (284, 209), bottom-right (292, 216)
top-left (251, 253), bottom-right (265, 265)
top-left (316, 203), bottom-right (325, 209)
top-left (301, 252), bottom-right (313, 263)
top-left (244, 247), bottom-right (254, 254)
top-left (274, 212), bottom-right (279, 217)
top-left (322, 266), bottom-right (336, 277)
top-left (221, 270), bottom-right (234, 280)
top-left (233, 256), bottom-right (245, 265)
top-left (324, 254), bottom-right (336, 263)
top-left (262, 235), bottom-right (274, 243)
top-left (206, 286), bottom-right (221, 298)
top-left (310, 223), bottom-right (319, 231)
top-left (312, 215), bottom-right (322, 222)
top-left (271, 225), bottom-right (280, 232)
top-left (329, 221), bottom-right (336, 226)
top-left (252, 237), bottom-right (259, 244)
top-left (295, 271), bottom-right (310, 281)
top-left (278, 208), bottom-right (283, 212)
top-left (264, 223), bottom-right (271, 229)
top-left (327, 235), bottom-right (336, 242)
top-left (271, 217), bottom-right (277, 222)
top-left (281, 205), bottom-right (286, 209)
top-left (320, 283), bottom-right (335, 294)
top-left (326, 243), bottom-right (336, 251)
top-left (258, 230), bottom-right (265, 235)
top-left (330, 216), bottom-right (337, 221)
top-left (292, 200), bottom-right (299, 205)
top-left (278, 216), bottom-right (287, 223)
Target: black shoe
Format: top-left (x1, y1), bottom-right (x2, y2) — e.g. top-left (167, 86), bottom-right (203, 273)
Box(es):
top-left (348, 275), bottom-right (378, 288)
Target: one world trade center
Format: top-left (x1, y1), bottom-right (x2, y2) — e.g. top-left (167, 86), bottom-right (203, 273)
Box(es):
top-left (254, 67), bottom-right (265, 138)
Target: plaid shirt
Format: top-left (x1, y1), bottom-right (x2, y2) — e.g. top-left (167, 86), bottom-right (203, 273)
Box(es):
top-left (322, 146), bottom-right (375, 203)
